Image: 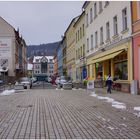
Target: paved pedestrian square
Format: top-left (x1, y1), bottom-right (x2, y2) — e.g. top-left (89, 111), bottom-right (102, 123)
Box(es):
top-left (0, 88), bottom-right (140, 139)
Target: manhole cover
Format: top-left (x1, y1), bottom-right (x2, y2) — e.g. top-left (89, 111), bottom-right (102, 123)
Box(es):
top-left (17, 105), bottom-right (33, 108)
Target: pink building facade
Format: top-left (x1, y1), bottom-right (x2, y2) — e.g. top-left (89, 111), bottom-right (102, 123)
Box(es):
top-left (132, 1), bottom-right (140, 93)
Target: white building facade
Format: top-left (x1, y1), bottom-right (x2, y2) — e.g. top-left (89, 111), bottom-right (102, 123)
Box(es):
top-left (33, 56), bottom-right (54, 76)
top-left (0, 17), bottom-right (27, 82)
top-left (83, 1), bottom-right (133, 88)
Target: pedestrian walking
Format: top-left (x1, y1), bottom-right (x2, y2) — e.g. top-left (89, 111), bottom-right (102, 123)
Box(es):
top-left (106, 74), bottom-right (113, 94)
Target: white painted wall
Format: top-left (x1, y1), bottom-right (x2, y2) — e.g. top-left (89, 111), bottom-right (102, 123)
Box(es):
top-left (0, 17), bottom-right (16, 77)
top-left (85, 1), bottom-right (132, 57)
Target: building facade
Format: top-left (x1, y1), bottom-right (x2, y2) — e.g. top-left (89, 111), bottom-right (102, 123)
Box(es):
top-left (57, 42), bottom-right (63, 76)
top-left (53, 54), bottom-right (58, 76)
top-left (74, 11), bottom-right (87, 82)
top-left (33, 56), bottom-right (54, 76)
top-left (132, 1), bottom-right (140, 93)
top-left (65, 17), bottom-right (79, 82)
top-left (62, 36), bottom-right (67, 76)
top-left (0, 17), bottom-right (27, 82)
top-left (83, 1), bottom-right (132, 90)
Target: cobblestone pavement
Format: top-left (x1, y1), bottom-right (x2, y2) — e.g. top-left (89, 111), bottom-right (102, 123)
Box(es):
top-left (0, 88), bottom-right (140, 139)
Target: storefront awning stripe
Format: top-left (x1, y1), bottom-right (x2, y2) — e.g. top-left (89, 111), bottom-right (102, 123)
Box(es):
top-left (92, 50), bottom-right (124, 63)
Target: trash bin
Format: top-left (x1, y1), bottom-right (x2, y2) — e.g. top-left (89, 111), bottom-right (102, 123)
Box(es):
top-left (131, 80), bottom-right (138, 95)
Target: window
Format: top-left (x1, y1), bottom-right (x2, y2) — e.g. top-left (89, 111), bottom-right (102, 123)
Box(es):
top-left (76, 32), bottom-right (77, 43)
top-left (100, 27), bottom-right (103, 44)
top-left (50, 59), bottom-right (53, 62)
top-left (83, 44), bottom-right (85, 57)
top-left (80, 27), bottom-right (82, 39)
top-left (105, 1), bottom-right (109, 7)
top-left (95, 31), bottom-right (98, 47)
top-left (96, 63), bottom-right (103, 78)
top-left (122, 8), bottom-right (127, 31)
top-left (90, 8), bottom-right (93, 23)
top-left (83, 24), bottom-right (85, 36)
top-left (87, 38), bottom-right (89, 52)
top-left (99, 1), bottom-right (103, 13)
top-left (113, 16), bottom-right (118, 35)
top-left (78, 30), bottom-right (79, 41)
top-left (94, 3), bottom-right (97, 18)
top-left (86, 13), bottom-right (89, 27)
top-left (78, 48), bottom-right (80, 58)
top-left (114, 61), bottom-right (128, 80)
top-left (36, 59), bottom-right (39, 62)
top-left (80, 46), bottom-right (82, 57)
top-left (91, 34), bottom-right (93, 50)
top-left (106, 22), bottom-right (110, 40)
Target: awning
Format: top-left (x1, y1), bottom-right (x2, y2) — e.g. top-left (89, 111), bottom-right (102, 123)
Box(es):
top-left (92, 50), bottom-right (124, 63)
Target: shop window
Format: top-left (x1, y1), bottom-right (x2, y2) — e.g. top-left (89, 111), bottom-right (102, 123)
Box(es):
top-left (96, 63), bottom-right (103, 79)
top-left (114, 61), bottom-right (128, 80)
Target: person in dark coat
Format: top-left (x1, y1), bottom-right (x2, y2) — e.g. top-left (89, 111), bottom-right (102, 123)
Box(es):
top-left (106, 74), bottom-right (113, 94)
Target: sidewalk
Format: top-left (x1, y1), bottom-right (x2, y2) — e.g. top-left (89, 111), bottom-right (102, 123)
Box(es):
top-left (92, 87), bottom-right (140, 108)
top-left (0, 88), bottom-right (140, 138)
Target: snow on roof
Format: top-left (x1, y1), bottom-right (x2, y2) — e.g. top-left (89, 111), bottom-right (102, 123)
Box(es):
top-left (33, 56), bottom-right (54, 63)
top-left (27, 63), bottom-right (33, 70)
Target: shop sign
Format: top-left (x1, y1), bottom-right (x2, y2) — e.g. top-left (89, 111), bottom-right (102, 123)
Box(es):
top-left (104, 35), bottom-right (123, 49)
top-left (82, 67), bottom-right (87, 79)
top-left (0, 59), bottom-right (8, 70)
top-left (0, 38), bottom-right (11, 57)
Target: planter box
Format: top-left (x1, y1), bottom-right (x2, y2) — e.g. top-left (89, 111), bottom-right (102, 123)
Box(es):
top-left (63, 83), bottom-right (72, 90)
top-left (94, 79), bottom-right (104, 88)
top-left (121, 83), bottom-right (130, 93)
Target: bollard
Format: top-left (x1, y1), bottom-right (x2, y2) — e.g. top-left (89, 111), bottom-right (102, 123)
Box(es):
top-left (9, 83), bottom-right (11, 90)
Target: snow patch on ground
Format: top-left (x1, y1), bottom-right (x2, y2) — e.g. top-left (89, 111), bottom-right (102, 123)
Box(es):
top-left (90, 92), bottom-right (140, 118)
top-left (107, 126), bottom-right (115, 130)
top-left (112, 101), bottom-right (126, 110)
top-left (133, 107), bottom-right (140, 117)
top-left (134, 107), bottom-right (140, 111)
top-left (119, 123), bottom-right (127, 127)
top-left (133, 112), bottom-right (140, 117)
top-left (90, 92), bottom-right (126, 110)
top-left (112, 104), bottom-right (126, 110)
top-left (90, 92), bottom-right (97, 97)
top-left (0, 89), bottom-right (15, 96)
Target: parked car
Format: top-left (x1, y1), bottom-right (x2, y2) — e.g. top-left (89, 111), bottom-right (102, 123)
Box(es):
top-left (58, 76), bottom-right (73, 88)
top-left (15, 77), bottom-right (32, 89)
top-left (48, 77), bottom-right (52, 83)
top-left (31, 77), bottom-right (37, 83)
top-left (0, 80), bottom-right (4, 85)
top-left (55, 77), bottom-right (60, 85)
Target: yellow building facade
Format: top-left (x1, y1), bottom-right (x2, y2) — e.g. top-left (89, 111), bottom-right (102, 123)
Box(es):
top-left (74, 11), bottom-right (86, 82)
top-left (65, 17), bottom-right (79, 82)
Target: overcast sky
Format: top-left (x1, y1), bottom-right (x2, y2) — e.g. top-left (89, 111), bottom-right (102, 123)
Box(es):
top-left (0, 1), bottom-right (84, 45)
